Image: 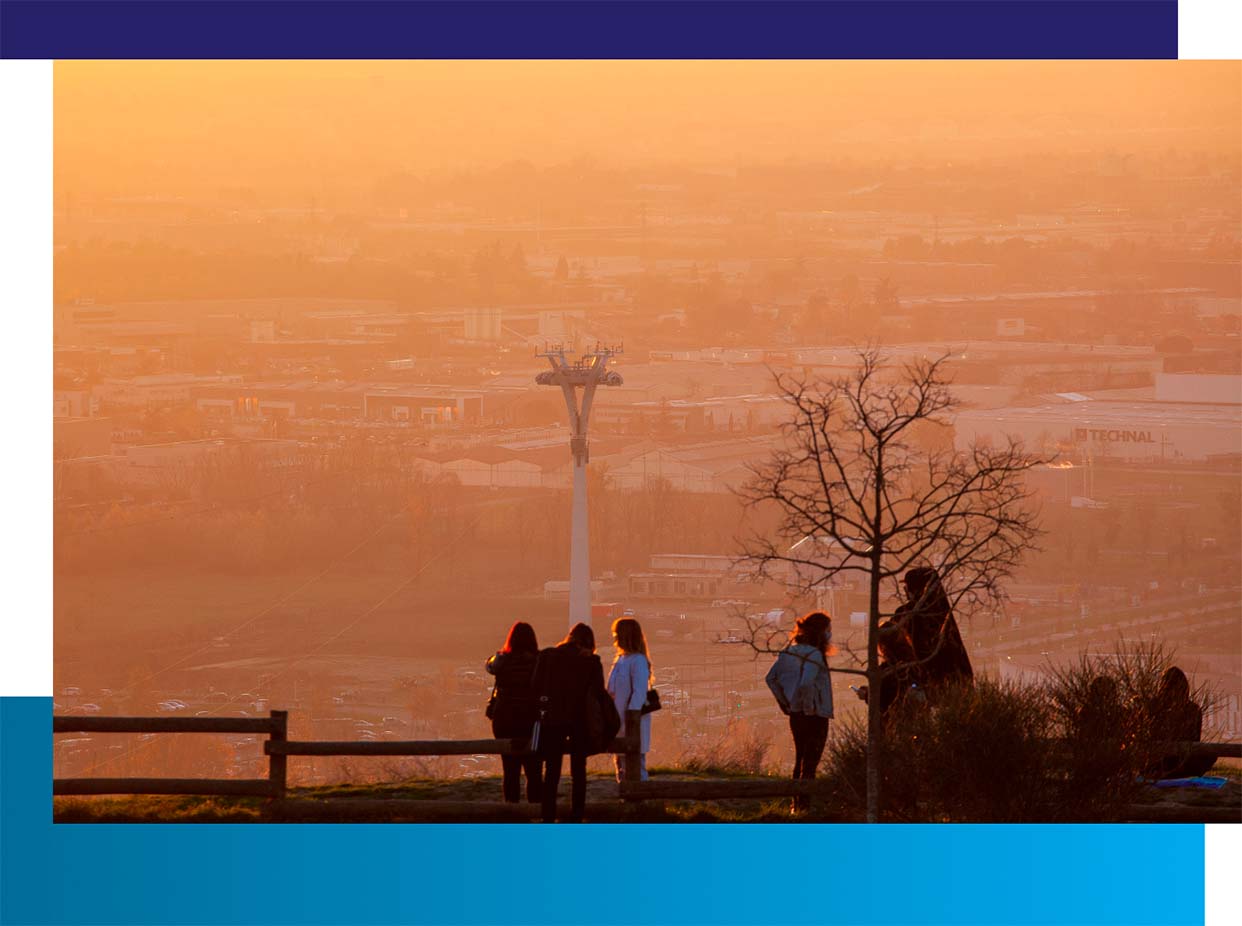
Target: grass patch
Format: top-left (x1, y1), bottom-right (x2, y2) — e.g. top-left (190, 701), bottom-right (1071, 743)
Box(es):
top-left (54, 795), bottom-right (266, 823)
top-left (53, 769), bottom-right (853, 823)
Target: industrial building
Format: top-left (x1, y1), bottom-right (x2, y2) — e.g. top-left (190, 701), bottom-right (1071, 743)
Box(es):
top-left (192, 380), bottom-right (485, 426)
top-left (955, 398), bottom-right (1242, 463)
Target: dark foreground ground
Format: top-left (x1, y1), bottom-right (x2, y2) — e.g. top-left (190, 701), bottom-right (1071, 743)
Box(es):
top-left (53, 766), bottom-right (1242, 824)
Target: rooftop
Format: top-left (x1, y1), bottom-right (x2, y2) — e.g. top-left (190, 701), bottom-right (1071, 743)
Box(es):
top-left (957, 401), bottom-right (1242, 427)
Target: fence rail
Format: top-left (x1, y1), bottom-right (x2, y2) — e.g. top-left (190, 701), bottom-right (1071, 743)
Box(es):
top-left (53, 710), bottom-right (288, 799)
top-left (54, 716), bottom-right (282, 735)
top-left (53, 710), bottom-right (642, 800)
top-left (53, 712), bottom-right (1238, 812)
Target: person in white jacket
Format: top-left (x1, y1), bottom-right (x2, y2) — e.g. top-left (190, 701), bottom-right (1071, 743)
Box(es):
top-left (608, 617), bottom-right (653, 782)
top-left (766, 611), bottom-right (833, 809)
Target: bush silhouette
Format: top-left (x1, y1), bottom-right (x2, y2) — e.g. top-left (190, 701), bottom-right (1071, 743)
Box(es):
top-left (824, 643), bottom-right (1218, 822)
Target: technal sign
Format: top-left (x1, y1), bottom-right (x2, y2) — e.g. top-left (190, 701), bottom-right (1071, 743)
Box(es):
top-left (1072, 428), bottom-right (1156, 443)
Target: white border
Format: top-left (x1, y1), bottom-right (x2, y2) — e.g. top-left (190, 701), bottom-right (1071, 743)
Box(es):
top-left (1180, 0), bottom-right (1242, 58)
top-left (1184, 5), bottom-right (1242, 914)
top-left (0, 60), bottom-right (53, 698)
top-left (1206, 824), bottom-right (1241, 926)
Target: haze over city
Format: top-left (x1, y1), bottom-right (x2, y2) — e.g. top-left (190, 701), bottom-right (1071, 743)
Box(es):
top-left (51, 60), bottom-right (1240, 811)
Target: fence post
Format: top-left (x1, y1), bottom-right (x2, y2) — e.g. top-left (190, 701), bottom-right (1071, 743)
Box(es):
top-left (623, 709), bottom-right (643, 802)
top-left (269, 710), bottom-right (288, 799)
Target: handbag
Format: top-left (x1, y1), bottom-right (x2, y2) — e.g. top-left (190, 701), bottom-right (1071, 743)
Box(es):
top-left (641, 688), bottom-right (662, 714)
top-left (585, 686), bottom-right (622, 755)
top-left (484, 683), bottom-right (498, 720)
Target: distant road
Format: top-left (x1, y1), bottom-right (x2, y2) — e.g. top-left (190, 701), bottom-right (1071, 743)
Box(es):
top-left (974, 590), bottom-right (1240, 658)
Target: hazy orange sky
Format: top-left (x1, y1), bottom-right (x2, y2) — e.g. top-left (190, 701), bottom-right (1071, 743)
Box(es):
top-left (56, 60), bottom-right (1240, 197)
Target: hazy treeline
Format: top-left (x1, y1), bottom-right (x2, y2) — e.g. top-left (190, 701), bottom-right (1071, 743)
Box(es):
top-left (54, 440), bottom-right (753, 584)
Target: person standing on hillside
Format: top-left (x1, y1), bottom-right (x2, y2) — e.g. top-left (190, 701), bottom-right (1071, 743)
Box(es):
top-left (485, 621), bottom-right (543, 804)
top-left (766, 611), bottom-right (834, 811)
top-left (531, 622), bottom-right (608, 823)
top-left (894, 567), bottom-right (973, 696)
top-left (854, 619), bottom-right (927, 719)
top-left (608, 617), bottom-right (654, 782)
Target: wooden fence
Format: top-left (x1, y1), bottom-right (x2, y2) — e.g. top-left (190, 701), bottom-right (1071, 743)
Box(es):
top-left (53, 711), bottom-right (289, 798)
top-left (54, 711), bottom-right (1238, 816)
top-left (52, 710), bottom-right (644, 801)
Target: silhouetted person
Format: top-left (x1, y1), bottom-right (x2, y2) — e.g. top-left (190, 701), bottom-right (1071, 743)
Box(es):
top-left (1147, 666), bottom-right (1213, 780)
top-left (531, 622), bottom-right (607, 822)
top-left (608, 617), bottom-right (653, 782)
top-left (855, 620), bottom-right (926, 717)
top-left (485, 621), bottom-right (543, 804)
top-left (894, 567), bottom-right (973, 695)
top-left (1068, 675), bottom-right (1129, 790)
top-left (1074, 676), bottom-right (1124, 739)
top-left (766, 611), bottom-right (834, 811)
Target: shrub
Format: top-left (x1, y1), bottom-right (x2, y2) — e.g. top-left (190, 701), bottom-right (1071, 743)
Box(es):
top-left (826, 679), bottom-right (1059, 822)
top-left (823, 642), bottom-right (1220, 822)
top-left (1046, 640), bottom-right (1221, 818)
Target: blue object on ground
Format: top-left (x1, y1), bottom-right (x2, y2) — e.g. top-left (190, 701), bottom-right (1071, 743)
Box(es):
top-left (1151, 776), bottom-right (1228, 790)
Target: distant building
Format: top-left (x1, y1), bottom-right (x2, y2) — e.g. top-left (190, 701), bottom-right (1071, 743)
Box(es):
top-left (955, 400), bottom-right (1242, 463)
top-left (463, 307), bottom-right (502, 341)
top-left (118, 438), bottom-right (302, 492)
top-left (193, 380), bottom-right (484, 426)
top-left (543, 579), bottom-right (604, 601)
top-left (53, 389), bottom-right (99, 418)
top-left (594, 394), bottom-right (786, 435)
top-left (1155, 373), bottom-right (1242, 405)
top-left (97, 374), bottom-right (243, 410)
top-left (53, 417), bottom-right (112, 459)
top-left (627, 553), bottom-right (748, 601)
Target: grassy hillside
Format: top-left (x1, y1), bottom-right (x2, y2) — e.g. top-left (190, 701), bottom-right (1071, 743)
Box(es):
top-left (53, 764), bottom-right (1241, 824)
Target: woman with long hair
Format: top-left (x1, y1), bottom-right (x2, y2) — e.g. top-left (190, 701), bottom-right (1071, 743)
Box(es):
top-left (765, 611), bottom-right (834, 807)
top-left (894, 567), bottom-right (973, 694)
top-left (1147, 666), bottom-right (1212, 780)
top-left (608, 617), bottom-right (653, 782)
top-left (485, 620), bottom-right (543, 804)
top-left (855, 619), bottom-right (926, 718)
top-left (530, 622), bottom-right (607, 822)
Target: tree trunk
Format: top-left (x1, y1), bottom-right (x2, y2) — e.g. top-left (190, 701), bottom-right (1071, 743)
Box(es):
top-left (867, 447), bottom-right (884, 823)
top-left (866, 554), bottom-right (882, 823)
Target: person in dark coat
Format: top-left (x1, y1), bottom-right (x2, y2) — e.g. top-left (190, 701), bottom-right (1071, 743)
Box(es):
top-left (893, 567), bottom-right (973, 695)
top-left (485, 621), bottom-right (543, 804)
top-left (530, 622), bottom-right (607, 823)
top-left (856, 620), bottom-right (927, 718)
top-left (1147, 666), bottom-right (1213, 780)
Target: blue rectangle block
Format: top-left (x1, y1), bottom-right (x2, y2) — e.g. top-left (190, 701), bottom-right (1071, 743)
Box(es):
top-left (6, 697), bottom-right (1206, 925)
top-left (0, 1), bottom-right (1177, 59)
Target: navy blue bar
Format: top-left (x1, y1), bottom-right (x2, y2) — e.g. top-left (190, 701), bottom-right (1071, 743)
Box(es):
top-left (0, 1), bottom-right (1177, 60)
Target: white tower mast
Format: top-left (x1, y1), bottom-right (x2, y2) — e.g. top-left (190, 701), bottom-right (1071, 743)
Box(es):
top-left (536, 343), bottom-right (623, 628)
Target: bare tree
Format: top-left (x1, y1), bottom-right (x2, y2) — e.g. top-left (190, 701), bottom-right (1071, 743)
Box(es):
top-left (736, 348), bottom-right (1047, 821)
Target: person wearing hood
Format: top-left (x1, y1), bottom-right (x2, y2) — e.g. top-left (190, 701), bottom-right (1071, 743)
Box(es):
top-left (1147, 666), bottom-right (1213, 780)
top-left (894, 567), bottom-right (973, 695)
